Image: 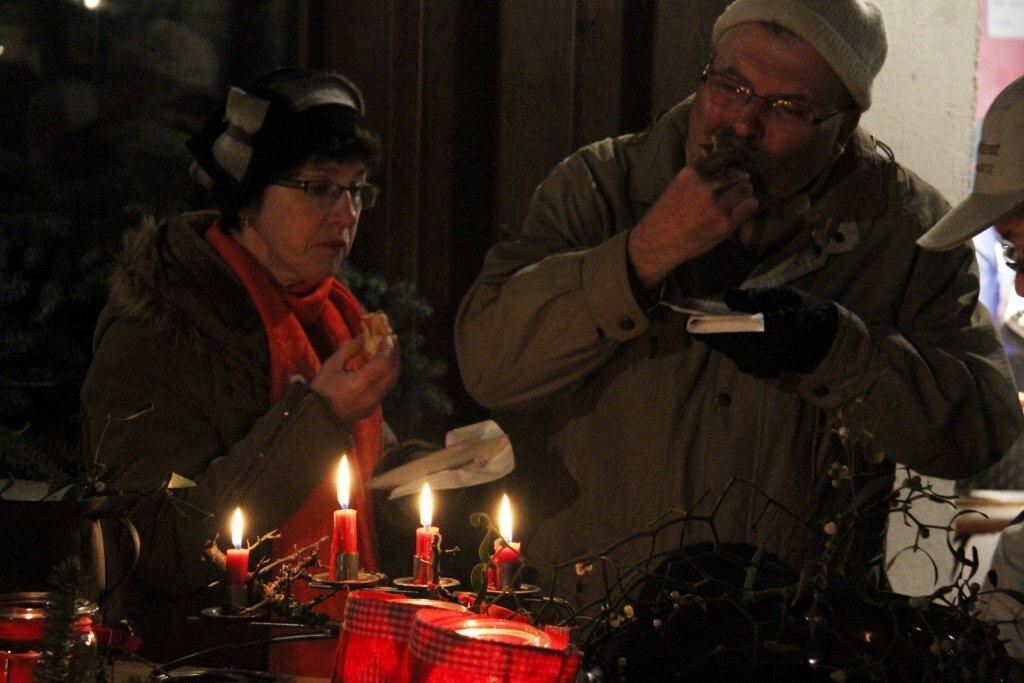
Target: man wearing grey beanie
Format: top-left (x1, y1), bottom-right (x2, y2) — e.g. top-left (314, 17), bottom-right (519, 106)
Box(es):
top-left (456, 0), bottom-right (1022, 610)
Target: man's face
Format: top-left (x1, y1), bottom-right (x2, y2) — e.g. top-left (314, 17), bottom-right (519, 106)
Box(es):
top-left (996, 209), bottom-right (1024, 296)
top-left (686, 23), bottom-right (857, 207)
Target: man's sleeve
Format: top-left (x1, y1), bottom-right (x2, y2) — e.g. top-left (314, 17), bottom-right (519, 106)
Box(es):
top-left (455, 149), bottom-right (649, 411)
top-left (798, 208), bottom-right (1024, 480)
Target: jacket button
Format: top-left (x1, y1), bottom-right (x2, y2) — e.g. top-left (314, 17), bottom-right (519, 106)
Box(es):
top-left (812, 245), bottom-right (824, 256)
top-left (716, 392), bottom-right (732, 407)
top-left (812, 384), bottom-right (830, 398)
top-left (619, 317), bottom-right (636, 331)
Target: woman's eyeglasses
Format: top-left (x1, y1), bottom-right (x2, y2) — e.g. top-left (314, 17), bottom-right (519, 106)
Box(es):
top-left (273, 178), bottom-right (380, 211)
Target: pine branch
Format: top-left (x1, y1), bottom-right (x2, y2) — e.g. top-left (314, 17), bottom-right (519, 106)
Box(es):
top-left (36, 558), bottom-right (96, 682)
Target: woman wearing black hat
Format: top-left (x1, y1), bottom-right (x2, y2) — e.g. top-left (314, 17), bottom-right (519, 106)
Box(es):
top-left (81, 68), bottom-right (400, 674)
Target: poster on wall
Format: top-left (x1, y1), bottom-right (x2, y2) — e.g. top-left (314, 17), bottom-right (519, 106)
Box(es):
top-left (990, 0), bottom-right (1024, 38)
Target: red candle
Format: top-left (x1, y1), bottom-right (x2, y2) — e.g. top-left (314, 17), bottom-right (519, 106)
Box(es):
top-left (488, 494), bottom-right (522, 590)
top-left (493, 543), bottom-right (521, 565)
top-left (330, 455), bottom-right (358, 580)
top-left (226, 507), bottom-right (249, 587)
top-left (334, 509), bottom-right (358, 553)
top-left (415, 483), bottom-right (439, 583)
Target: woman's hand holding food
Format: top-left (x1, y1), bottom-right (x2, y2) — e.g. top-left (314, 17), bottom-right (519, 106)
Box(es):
top-left (311, 333), bottom-right (401, 423)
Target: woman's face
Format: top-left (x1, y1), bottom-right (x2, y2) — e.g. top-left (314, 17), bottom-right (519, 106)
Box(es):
top-left (238, 159), bottom-right (368, 285)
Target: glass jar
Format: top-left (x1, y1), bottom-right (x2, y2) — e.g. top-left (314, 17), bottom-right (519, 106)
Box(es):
top-left (0, 592), bottom-right (98, 683)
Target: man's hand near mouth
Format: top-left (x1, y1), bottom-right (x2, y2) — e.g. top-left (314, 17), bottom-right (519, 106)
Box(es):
top-left (627, 130), bottom-right (760, 290)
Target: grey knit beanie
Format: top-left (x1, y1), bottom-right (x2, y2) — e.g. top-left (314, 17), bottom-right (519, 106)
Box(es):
top-left (712, 0), bottom-right (887, 111)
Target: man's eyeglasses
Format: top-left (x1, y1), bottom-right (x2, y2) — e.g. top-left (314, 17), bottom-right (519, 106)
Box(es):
top-left (1001, 238), bottom-right (1024, 273)
top-left (699, 65), bottom-right (849, 129)
top-left (273, 178), bottom-right (380, 211)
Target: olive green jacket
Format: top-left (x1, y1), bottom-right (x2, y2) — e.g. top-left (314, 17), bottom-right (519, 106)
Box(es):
top-left (455, 100), bottom-right (1023, 600)
top-left (81, 212), bottom-right (354, 657)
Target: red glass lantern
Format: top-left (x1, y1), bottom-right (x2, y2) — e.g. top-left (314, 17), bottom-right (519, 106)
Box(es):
top-left (408, 608), bottom-right (580, 683)
top-left (0, 592), bottom-right (98, 683)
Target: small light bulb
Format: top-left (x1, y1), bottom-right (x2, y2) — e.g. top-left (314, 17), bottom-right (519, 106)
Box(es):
top-left (0, 46), bottom-right (5, 57)
top-left (84, 0), bottom-right (101, 9)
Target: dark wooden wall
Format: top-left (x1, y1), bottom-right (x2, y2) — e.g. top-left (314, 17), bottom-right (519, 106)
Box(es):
top-left (304, 0), bottom-right (730, 437)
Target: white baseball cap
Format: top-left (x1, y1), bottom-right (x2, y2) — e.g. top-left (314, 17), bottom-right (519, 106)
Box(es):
top-left (917, 74), bottom-right (1024, 251)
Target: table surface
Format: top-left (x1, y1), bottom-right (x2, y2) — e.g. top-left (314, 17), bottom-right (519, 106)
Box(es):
top-left (111, 659), bottom-right (329, 682)
top-left (954, 494), bottom-right (1024, 535)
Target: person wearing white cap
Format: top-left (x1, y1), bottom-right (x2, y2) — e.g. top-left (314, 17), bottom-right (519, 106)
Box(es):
top-left (926, 75), bottom-right (1024, 497)
top-left (456, 0), bottom-right (1023, 611)
top-left (917, 75), bottom-right (1024, 257)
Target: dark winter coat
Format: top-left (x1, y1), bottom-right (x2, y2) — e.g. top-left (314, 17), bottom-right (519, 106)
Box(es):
top-left (81, 211), bottom-right (354, 662)
top-left (455, 99), bottom-right (1024, 606)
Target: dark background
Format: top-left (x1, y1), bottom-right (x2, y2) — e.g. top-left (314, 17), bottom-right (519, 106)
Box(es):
top-left (0, 0), bottom-right (730, 451)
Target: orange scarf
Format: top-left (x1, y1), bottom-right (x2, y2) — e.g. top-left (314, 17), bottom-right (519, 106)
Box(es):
top-left (206, 223), bottom-right (381, 676)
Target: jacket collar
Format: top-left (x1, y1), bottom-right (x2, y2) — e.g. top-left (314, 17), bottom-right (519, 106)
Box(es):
top-left (101, 211), bottom-right (266, 360)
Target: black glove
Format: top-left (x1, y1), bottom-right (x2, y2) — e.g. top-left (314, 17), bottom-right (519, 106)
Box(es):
top-left (694, 287), bottom-right (838, 379)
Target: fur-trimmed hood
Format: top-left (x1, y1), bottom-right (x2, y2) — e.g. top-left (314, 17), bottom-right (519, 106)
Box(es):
top-left (97, 211), bottom-right (268, 387)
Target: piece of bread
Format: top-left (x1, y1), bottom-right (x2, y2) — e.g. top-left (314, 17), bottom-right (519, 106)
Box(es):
top-left (361, 312), bottom-right (392, 357)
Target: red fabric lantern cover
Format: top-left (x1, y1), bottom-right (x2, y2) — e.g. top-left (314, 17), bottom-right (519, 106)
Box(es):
top-left (332, 590), bottom-right (466, 683)
top-left (407, 609), bottom-right (581, 683)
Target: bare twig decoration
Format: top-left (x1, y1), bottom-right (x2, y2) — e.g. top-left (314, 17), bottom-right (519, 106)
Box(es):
top-left (457, 386), bottom-right (1017, 680)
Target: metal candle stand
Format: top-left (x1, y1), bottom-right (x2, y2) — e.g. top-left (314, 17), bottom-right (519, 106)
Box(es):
top-left (336, 550), bottom-right (361, 581)
top-left (392, 528), bottom-right (460, 590)
top-left (497, 560), bottom-right (522, 591)
top-left (227, 585), bottom-right (249, 614)
top-left (392, 545), bottom-right (461, 589)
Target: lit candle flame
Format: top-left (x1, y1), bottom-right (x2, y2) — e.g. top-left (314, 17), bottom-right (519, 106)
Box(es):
top-left (419, 482), bottom-right (433, 529)
top-left (230, 507), bottom-right (244, 549)
top-left (498, 493), bottom-right (514, 543)
top-left (336, 455), bottom-right (351, 510)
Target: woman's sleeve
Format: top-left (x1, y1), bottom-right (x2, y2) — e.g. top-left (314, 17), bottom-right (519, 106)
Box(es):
top-left (81, 318), bottom-right (351, 595)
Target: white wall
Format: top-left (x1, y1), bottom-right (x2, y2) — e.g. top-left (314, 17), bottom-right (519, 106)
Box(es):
top-left (862, 0), bottom-right (981, 595)
top-left (861, 0), bottom-right (979, 204)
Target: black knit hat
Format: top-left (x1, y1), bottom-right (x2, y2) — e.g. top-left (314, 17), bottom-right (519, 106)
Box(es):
top-left (187, 68), bottom-right (370, 212)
